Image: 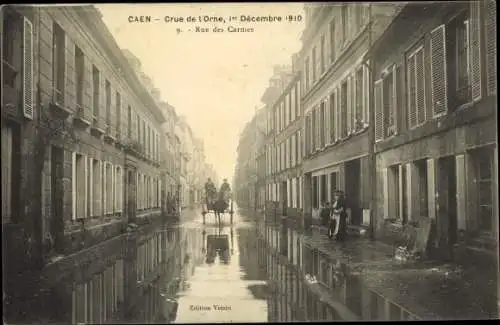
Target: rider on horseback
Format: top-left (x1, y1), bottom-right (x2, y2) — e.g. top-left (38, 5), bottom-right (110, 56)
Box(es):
top-left (219, 178), bottom-right (231, 202)
top-left (205, 178), bottom-right (217, 204)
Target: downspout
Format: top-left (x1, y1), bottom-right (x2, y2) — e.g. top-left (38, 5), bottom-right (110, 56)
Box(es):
top-left (367, 3), bottom-right (376, 240)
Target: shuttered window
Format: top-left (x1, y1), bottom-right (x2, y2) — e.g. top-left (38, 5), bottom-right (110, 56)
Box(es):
top-left (319, 102), bottom-right (326, 148)
top-left (469, 1), bottom-right (482, 101)
top-left (340, 81), bottom-right (348, 138)
top-left (329, 92), bottom-right (336, 143)
top-left (329, 19), bottom-right (336, 63)
top-left (92, 65), bottom-right (100, 122)
top-left (374, 80), bottom-right (384, 141)
top-left (355, 68), bottom-right (364, 128)
top-left (382, 67), bottom-right (397, 137)
top-left (312, 47), bottom-right (317, 83)
top-left (430, 25), bottom-right (448, 116)
top-left (53, 22), bottom-right (66, 105)
top-left (320, 34), bottom-right (326, 74)
top-left (23, 17), bottom-right (34, 120)
top-left (484, 0), bottom-right (497, 95)
top-left (72, 152), bottom-right (87, 220)
top-left (347, 76), bottom-right (353, 134)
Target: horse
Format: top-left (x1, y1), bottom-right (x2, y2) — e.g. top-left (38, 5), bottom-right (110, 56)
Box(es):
top-left (213, 198), bottom-right (228, 226)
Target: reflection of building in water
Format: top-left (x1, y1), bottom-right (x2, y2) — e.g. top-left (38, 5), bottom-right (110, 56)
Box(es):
top-left (61, 225), bottom-right (190, 324)
top-left (260, 222), bottom-right (420, 321)
top-left (238, 227), bottom-right (266, 280)
top-left (205, 232), bottom-right (231, 265)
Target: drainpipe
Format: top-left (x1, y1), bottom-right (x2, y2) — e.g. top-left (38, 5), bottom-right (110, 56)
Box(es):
top-left (365, 3), bottom-right (377, 240)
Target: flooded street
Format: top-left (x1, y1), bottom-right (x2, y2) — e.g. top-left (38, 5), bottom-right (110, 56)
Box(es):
top-left (13, 209), bottom-right (497, 324)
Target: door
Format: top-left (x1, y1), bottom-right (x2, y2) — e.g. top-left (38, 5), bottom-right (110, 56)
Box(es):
top-left (51, 146), bottom-right (64, 251)
top-left (437, 156), bottom-right (457, 255)
top-left (126, 168), bottom-right (137, 223)
top-left (345, 159), bottom-right (361, 225)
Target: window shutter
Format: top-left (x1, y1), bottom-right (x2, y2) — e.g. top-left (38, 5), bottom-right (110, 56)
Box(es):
top-left (346, 76), bottom-right (352, 134)
top-left (325, 98), bottom-right (330, 145)
top-left (484, 0), bottom-right (497, 95)
top-left (363, 65), bottom-right (369, 124)
top-left (407, 55), bottom-right (417, 128)
top-left (336, 86), bottom-right (341, 140)
top-left (89, 158), bottom-right (93, 217)
top-left (72, 152), bottom-right (77, 220)
top-left (382, 168), bottom-right (389, 219)
top-left (426, 158), bottom-right (436, 220)
top-left (415, 49), bottom-right (426, 125)
top-left (470, 1), bottom-right (482, 101)
top-left (392, 66), bottom-right (398, 134)
top-left (23, 17), bottom-right (34, 120)
top-left (430, 25), bottom-right (448, 116)
top-left (111, 164), bottom-right (115, 214)
top-left (352, 72), bottom-right (357, 130)
top-left (84, 156), bottom-right (88, 218)
top-left (374, 80), bottom-right (384, 141)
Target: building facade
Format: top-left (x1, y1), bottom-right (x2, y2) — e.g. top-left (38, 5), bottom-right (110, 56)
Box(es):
top-left (1, 4), bottom-right (173, 321)
top-left (369, 1), bottom-right (498, 259)
top-left (300, 3), bottom-right (402, 229)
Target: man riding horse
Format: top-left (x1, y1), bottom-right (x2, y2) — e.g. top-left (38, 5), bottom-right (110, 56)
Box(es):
top-left (204, 177), bottom-right (217, 206)
top-left (219, 178), bottom-right (231, 210)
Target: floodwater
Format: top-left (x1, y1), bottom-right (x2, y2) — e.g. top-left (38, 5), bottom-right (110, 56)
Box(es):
top-left (17, 209), bottom-right (497, 324)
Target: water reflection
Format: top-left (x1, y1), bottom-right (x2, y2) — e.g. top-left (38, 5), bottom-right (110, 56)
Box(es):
top-left (41, 214), bottom-right (428, 324)
top-left (258, 219), bottom-right (423, 322)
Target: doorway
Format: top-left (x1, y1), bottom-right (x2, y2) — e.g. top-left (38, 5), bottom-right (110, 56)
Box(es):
top-left (345, 159), bottom-right (361, 225)
top-left (437, 156), bottom-right (458, 250)
top-left (126, 169), bottom-right (137, 223)
top-left (50, 146), bottom-right (64, 252)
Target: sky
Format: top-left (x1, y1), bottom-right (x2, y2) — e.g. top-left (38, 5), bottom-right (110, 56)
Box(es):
top-left (96, 3), bottom-right (305, 182)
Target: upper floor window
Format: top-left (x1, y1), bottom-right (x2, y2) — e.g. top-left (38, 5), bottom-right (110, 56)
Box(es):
top-left (92, 65), bottom-right (100, 120)
top-left (116, 92), bottom-right (122, 134)
top-left (305, 56), bottom-right (310, 90)
top-left (383, 67), bottom-right (396, 137)
top-left (312, 47), bottom-right (317, 82)
top-left (53, 22), bottom-right (66, 103)
top-left (75, 45), bottom-right (84, 108)
top-left (407, 45), bottom-right (426, 129)
top-left (329, 19), bottom-right (336, 63)
top-left (341, 4), bottom-right (348, 45)
top-left (447, 11), bottom-right (471, 108)
top-left (105, 80), bottom-right (111, 126)
top-left (340, 81), bottom-right (348, 138)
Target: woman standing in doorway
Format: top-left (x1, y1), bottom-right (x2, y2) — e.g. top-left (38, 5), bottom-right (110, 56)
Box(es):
top-left (329, 190), bottom-right (348, 241)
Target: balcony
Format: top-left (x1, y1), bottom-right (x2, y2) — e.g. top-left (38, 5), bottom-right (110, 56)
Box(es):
top-left (90, 115), bottom-right (106, 138)
top-left (49, 87), bottom-right (72, 121)
top-left (73, 103), bottom-right (92, 128)
top-left (103, 122), bottom-right (117, 143)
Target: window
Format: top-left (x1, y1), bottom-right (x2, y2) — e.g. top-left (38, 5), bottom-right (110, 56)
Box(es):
top-left (315, 43), bottom-right (322, 81)
top-left (72, 152), bottom-right (87, 219)
top-left (382, 67), bottom-right (396, 137)
top-left (355, 68), bottom-right (364, 125)
top-left (355, 4), bottom-right (364, 34)
top-left (312, 47), bottom-right (317, 82)
top-left (137, 116), bottom-right (141, 144)
top-left (340, 81), bottom-right (348, 138)
top-left (91, 159), bottom-right (101, 217)
top-left (341, 4), bottom-right (348, 46)
top-left (105, 80), bottom-right (111, 126)
top-left (127, 105), bottom-right (132, 138)
top-left (329, 92), bottom-right (336, 142)
top-left (320, 35), bottom-right (326, 73)
top-left (114, 166), bottom-right (123, 213)
top-left (92, 65), bottom-right (100, 121)
top-left (447, 11), bottom-right (472, 108)
top-left (329, 19), bottom-right (336, 63)
top-left (305, 56), bottom-right (310, 90)
top-left (319, 102), bottom-right (326, 148)
top-left (288, 92), bottom-right (293, 122)
top-left (3, 10), bottom-right (20, 69)
top-left (295, 85), bottom-right (300, 117)
top-left (53, 22), bottom-right (66, 103)
top-left (407, 45), bottom-right (426, 128)
top-left (116, 92), bottom-right (121, 135)
top-left (1, 124), bottom-right (21, 224)
top-left (388, 165), bottom-right (401, 220)
top-left (105, 163), bottom-right (113, 214)
top-left (311, 110), bottom-right (317, 150)
top-left (75, 46), bottom-right (84, 108)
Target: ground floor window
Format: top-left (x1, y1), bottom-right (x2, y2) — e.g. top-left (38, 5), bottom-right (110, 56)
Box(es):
top-left (472, 147), bottom-right (494, 233)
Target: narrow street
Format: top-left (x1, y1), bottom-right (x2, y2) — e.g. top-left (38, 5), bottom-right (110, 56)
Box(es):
top-left (12, 207), bottom-right (494, 323)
